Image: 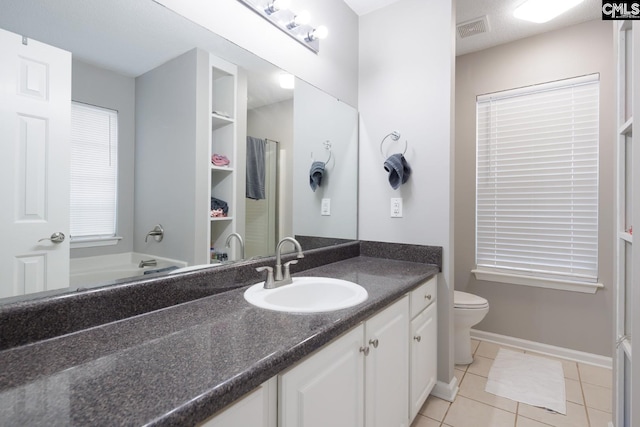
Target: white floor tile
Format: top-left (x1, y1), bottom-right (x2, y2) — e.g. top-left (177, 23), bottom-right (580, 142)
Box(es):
top-left (475, 341), bottom-right (524, 359)
top-left (582, 382), bottom-right (612, 413)
top-left (443, 396), bottom-right (515, 427)
top-left (587, 406), bottom-right (613, 427)
top-left (578, 363), bottom-right (612, 389)
top-left (411, 414), bottom-right (442, 427)
top-left (565, 378), bottom-right (584, 405)
top-left (458, 372), bottom-right (518, 413)
top-left (518, 401), bottom-right (588, 427)
top-left (466, 355), bottom-right (494, 378)
top-left (419, 395), bottom-right (450, 422)
top-left (516, 415), bottom-right (555, 427)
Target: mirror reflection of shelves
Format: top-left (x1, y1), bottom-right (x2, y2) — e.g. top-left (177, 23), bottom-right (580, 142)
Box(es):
top-left (209, 56), bottom-right (238, 264)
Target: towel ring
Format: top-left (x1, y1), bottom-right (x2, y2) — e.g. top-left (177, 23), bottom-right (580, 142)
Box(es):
top-left (380, 131), bottom-right (407, 158)
top-left (313, 140), bottom-right (333, 164)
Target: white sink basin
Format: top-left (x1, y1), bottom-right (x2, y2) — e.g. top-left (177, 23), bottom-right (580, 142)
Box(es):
top-left (244, 277), bottom-right (368, 313)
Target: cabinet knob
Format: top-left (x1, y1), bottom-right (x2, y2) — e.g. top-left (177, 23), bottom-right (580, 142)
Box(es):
top-left (359, 346), bottom-right (370, 356)
top-left (413, 335), bottom-right (422, 342)
top-left (368, 338), bottom-right (379, 348)
top-left (424, 294), bottom-right (432, 301)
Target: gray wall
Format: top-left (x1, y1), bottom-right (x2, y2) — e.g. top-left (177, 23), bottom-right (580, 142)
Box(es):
top-left (358, 0), bottom-right (456, 389)
top-left (455, 20), bottom-right (615, 357)
top-left (134, 48), bottom-right (210, 265)
top-left (70, 59), bottom-right (135, 258)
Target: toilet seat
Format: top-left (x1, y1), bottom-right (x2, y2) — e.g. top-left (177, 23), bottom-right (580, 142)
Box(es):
top-left (454, 290), bottom-right (489, 309)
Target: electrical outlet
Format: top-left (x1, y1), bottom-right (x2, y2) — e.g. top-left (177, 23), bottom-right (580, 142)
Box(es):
top-left (391, 198), bottom-right (403, 218)
top-left (321, 198), bottom-right (331, 216)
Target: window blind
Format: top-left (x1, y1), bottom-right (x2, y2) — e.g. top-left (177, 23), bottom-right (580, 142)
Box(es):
top-left (70, 102), bottom-right (118, 238)
top-left (475, 74), bottom-right (599, 283)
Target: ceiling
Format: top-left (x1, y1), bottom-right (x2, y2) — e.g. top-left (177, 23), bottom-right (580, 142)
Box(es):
top-left (343, 0), bottom-right (602, 56)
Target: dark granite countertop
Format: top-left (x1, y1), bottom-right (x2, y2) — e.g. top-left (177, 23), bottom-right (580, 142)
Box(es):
top-left (0, 255), bottom-right (438, 426)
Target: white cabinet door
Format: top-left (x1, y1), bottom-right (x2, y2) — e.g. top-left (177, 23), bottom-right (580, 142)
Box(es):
top-left (200, 378), bottom-right (276, 427)
top-left (410, 302), bottom-right (438, 421)
top-left (0, 28), bottom-right (71, 297)
top-left (365, 296), bottom-right (410, 427)
top-left (279, 325), bottom-right (365, 427)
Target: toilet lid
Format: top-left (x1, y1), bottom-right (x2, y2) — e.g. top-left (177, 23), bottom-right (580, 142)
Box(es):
top-left (454, 290), bottom-right (489, 309)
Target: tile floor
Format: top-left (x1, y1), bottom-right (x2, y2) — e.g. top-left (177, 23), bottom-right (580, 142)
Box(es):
top-left (412, 340), bottom-right (613, 427)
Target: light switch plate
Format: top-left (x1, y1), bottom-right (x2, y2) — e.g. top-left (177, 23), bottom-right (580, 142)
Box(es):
top-left (391, 198), bottom-right (403, 218)
top-left (321, 198), bottom-right (331, 216)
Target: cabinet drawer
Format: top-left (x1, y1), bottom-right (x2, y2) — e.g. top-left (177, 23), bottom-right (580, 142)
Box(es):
top-left (410, 276), bottom-right (437, 318)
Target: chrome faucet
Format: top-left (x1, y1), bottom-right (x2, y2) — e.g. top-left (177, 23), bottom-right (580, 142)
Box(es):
top-left (256, 237), bottom-right (304, 289)
top-left (225, 232), bottom-right (245, 260)
top-left (145, 224), bottom-right (164, 243)
top-left (139, 259), bottom-right (157, 268)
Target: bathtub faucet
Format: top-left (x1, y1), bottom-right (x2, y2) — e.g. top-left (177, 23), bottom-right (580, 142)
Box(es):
top-left (139, 259), bottom-right (157, 268)
top-left (145, 224), bottom-right (164, 243)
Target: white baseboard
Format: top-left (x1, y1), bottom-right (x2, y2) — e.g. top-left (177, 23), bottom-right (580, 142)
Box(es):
top-left (470, 329), bottom-right (613, 369)
top-left (430, 376), bottom-right (459, 402)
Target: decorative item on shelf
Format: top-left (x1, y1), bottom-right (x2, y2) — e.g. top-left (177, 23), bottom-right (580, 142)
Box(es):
top-left (236, 0), bottom-right (328, 53)
top-left (211, 197), bottom-right (229, 218)
top-left (380, 131), bottom-right (411, 190)
top-left (212, 153), bottom-right (230, 167)
top-left (309, 141), bottom-right (333, 192)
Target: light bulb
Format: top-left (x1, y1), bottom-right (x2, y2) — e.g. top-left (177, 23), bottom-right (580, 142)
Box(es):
top-left (279, 73), bottom-right (295, 89)
top-left (265, 0), bottom-right (290, 14)
top-left (288, 10), bottom-right (311, 28)
top-left (307, 25), bottom-right (328, 41)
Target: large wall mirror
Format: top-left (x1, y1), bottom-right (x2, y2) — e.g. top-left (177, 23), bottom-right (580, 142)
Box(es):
top-left (0, 0), bottom-right (358, 303)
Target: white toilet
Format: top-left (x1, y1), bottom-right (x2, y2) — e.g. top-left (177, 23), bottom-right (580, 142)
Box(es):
top-left (454, 290), bottom-right (489, 365)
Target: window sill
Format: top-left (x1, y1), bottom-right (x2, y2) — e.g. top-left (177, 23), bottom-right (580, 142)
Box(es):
top-left (71, 236), bottom-right (123, 249)
top-left (471, 269), bottom-right (604, 294)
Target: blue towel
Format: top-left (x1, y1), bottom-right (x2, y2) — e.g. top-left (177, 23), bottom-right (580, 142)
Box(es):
top-left (309, 161), bottom-right (325, 192)
top-left (384, 153), bottom-right (411, 189)
top-left (246, 136), bottom-right (266, 199)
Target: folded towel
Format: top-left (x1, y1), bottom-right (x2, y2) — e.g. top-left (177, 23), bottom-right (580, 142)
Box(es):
top-left (212, 153), bottom-right (230, 167)
top-left (309, 161), bottom-right (325, 192)
top-left (246, 137), bottom-right (266, 200)
top-left (384, 153), bottom-right (411, 189)
top-left (211, 197), bottom-right (229, 215)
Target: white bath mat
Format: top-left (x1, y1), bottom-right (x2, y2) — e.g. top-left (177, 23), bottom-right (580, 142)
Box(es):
top-left (485, 349), bottom-right (566, 415)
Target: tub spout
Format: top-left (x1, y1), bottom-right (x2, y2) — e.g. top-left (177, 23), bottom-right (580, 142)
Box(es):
top-left (139, 259), bottom-right (157, 268)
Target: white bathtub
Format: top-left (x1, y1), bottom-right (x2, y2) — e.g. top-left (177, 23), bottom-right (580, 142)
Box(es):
top-left (69, 253), bottom-right (188, 287)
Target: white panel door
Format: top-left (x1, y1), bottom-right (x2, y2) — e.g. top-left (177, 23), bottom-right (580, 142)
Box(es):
top-left (410, 302), bottom-right (437, 421)
top-left (0, 28), bottom-right (71, 297)
top-left (279, 325), bottom-right (365, 427)
top-left (365, 296), bottom-right (410, 427)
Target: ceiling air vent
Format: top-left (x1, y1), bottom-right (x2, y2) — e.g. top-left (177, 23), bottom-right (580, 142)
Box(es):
top-left (456, 15), bottom-right (490, 39)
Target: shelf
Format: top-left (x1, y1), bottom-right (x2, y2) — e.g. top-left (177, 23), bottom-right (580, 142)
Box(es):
top-left (212, 113), bottom-right (234, 130)
top-left (211, 216), bottom-right (233, 222)
top-left (211, 165), bottom-right (234, 172)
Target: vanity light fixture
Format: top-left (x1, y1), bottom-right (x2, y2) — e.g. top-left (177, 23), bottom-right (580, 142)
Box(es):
top-left (237, 0), bottom-right (327, 53)
top-left (513, 0), bottom-right (584, 23)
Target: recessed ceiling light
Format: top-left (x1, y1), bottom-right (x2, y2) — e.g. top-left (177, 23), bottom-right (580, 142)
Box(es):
top-left (513, 0), bottom-right (585, 23)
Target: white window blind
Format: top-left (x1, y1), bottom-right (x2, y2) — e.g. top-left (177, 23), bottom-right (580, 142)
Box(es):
top-left (70, 102), bottom-right (118, 239)
top-left (475, 74), bottom-right (599, 283)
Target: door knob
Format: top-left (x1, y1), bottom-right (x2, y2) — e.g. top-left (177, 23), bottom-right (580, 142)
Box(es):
top-left (38, 232), bottom-right (65, 243)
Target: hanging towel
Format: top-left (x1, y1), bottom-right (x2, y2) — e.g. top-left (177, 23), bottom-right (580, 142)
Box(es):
top-left (384, 153), bottom-right (412, 190)
top-left (309, 161), bottom-right (325, 192)
top-left (246, 136), bottom-right (266, 200)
